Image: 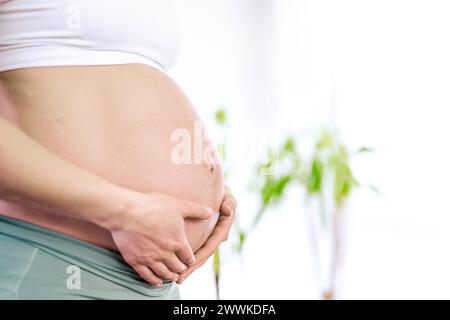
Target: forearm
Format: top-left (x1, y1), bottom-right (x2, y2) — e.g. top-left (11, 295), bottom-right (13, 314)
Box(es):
top-left (0, 116), bottom-right (131, 230)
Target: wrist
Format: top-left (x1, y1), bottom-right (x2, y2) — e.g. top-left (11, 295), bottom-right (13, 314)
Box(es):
top-left (90, 184), bottom-right (142, 231)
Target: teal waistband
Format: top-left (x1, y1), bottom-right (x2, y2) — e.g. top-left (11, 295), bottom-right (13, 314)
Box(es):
top-left (0, 216), bottom-right (177, 299)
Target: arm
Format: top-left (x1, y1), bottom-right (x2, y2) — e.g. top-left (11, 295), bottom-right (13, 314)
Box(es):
top-left (0, 115), bottom-right (125, 227)
top-left (0, 115), bottom-right (214, 285)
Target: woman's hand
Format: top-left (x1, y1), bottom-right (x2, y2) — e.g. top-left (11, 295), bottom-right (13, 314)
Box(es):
top-left (177, 186), bottom-right (237, 284)
top-left (110, 192), bottom-right (215, 287)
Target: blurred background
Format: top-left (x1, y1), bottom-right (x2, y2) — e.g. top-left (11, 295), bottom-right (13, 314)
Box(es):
top-left (168, 0), bottom-right (450, 299)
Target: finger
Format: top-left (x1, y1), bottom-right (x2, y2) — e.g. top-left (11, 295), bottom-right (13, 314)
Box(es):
top-left (178, 199), bottom-right (215, 220)
top-left (195, 215), bottom-right (234, 262)
top-left (133, 264), bottom-right (163, 287)
top-left (220, 189), bottom-right (237, 216)
top-left (177, 263), bottom-right (202, 284)
top-left (177, 253), bottom-right (210, 284)
top-left (200, 218), bottom-right (234, 258)
top-left (162, 253), bottom-right (188, 273)
top-left (220, 198), bottom-right (236, 216)
top-left (149, 261), bottom-right (180, 282)
top-left (229, 194), bottom-right (237, 210)
top-left (178, 216), bottom-right (235, 284)
top-left (225, 186), bottom-right (237, 207)
top-left (176, 238), bottom-right (196, 266)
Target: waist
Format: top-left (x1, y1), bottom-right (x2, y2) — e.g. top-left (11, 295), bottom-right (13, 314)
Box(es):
top-left (0, 215), bottom-right (179, 299)
top-left (0, 215), bottom-right (137, 274)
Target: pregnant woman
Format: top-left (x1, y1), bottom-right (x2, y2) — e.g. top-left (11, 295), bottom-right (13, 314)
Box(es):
top-left (0, 0), bottom-right (236, 299)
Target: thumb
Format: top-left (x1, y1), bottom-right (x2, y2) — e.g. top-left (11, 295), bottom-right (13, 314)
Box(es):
top-left (179, 199), bottom-right (215, 220)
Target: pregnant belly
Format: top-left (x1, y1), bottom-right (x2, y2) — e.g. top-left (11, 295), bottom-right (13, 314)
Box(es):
top-left (0, 64), bottom-right (225, 252)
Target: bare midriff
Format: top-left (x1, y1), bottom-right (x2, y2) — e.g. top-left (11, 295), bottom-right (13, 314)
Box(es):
top-left (0, 64), bottom-right (225, 253)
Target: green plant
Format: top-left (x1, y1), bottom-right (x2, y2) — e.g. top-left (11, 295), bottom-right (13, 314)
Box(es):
top-left (247, 128), bottom-right (373, 299)
top-left (211, 105), bottom-right (373, 299)
top-left (211, 107), bottom-right (252, 299)
top-left (211, 107), bottom-right (229, 300)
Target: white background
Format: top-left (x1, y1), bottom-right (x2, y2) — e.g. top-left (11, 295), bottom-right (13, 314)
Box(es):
top-left (169, 0), bottom-right (450, 299)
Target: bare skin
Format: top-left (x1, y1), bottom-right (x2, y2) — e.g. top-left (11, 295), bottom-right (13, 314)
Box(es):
top-left (0, 64), bottom-right (236, 286)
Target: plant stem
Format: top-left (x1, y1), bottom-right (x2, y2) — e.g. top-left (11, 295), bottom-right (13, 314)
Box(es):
top-left (305, 208), bottom-right (322, 298)
top-left (213, 250), bottom-right (221, 300)
top-left (215, 272), bottom-right (220, 300)
top-left (323, 206), bottom-right (343, 300)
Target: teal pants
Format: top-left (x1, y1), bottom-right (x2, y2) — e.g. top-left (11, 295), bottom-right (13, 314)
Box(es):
top-left (0, 216), bottom-right (180, 300)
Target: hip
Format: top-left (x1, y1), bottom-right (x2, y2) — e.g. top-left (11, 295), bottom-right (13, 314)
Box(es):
top-left (0, 215), bottom-right (180, 300)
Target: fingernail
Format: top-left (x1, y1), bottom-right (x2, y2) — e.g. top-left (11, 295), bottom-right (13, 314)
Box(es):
top-left (156, 283), bottom-right (162, 287)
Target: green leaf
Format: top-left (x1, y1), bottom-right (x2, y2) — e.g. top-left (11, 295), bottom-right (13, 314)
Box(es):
top-left (282, 136), bottom-right (296, 154)
top-left (333, 155), bottom-right (357, 206)
top-left (215, 108), bottom-right (227, 126)
top-left (216, 143), bottom-right (226, 161)
top-left (247, 127), bottom-right (374, 250)
top-left (306, 158), bottom-right (323, 194)
top-left (316, 129), bottom-right (335, 149)
top-left (236, 230), bottom-right (246, 252)
top-left (357, 146), bottom-right (374, 153)
top-left (213, 250), bottom-right (220, 276)
top-left (252, 175), bottom-right (292, 228)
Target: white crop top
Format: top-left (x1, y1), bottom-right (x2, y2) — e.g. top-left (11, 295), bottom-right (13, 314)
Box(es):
top-left (0, 0), bottom-right (181, 72)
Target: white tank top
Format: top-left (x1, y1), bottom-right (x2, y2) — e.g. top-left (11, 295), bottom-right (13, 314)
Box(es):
top-left (0, 0), bottom-right (181, 72)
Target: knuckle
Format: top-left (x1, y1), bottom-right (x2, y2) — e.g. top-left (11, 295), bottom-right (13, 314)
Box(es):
top-left (165, 240), bottom-right (181, 251)
top-left (143, 258), bottom-right (155, 267)
top-left (174, 239), bottom-right (185, 251)
top-left (153, 268), bottom-right (175, 280)
top-left (133, 264), bottom-right (144, 273)
top-left (124, 255), bottom-right (138, 266)
top-left (168, 261), bottom-right (186, 273)
top-left (184, 256), bottom-right (195, 265)
top-left (156, 270), bottom-right (169, 278)
top-left (149, 263), bottom-right (163, 274)
top-left (136, 254), bottom-right (155, 266)
top-left (167, 257), bottom-right (187, 271)
top-left (155, 249), bottom-right (166, 260)
top-left (175, 265), bottom-right (186, 273)
top-left (174, 240), bottom-right (184, 250)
